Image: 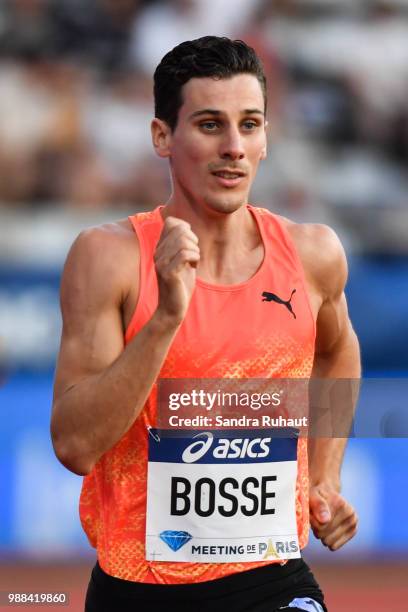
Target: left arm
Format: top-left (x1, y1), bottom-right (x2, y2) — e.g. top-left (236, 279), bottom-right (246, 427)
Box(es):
top-left (307, 225), bottom-right (360, 550)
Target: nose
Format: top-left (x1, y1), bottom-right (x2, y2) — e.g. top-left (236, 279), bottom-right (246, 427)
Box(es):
top-left (219, 126), bottom-right (245, 160)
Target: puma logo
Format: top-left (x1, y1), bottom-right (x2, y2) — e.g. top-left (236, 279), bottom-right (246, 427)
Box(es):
top-left (262, 289), bottom-right (297, 319)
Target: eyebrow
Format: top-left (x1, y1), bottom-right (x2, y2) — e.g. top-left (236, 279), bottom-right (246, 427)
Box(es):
top-left (188, 108), bottom-right (265, 119)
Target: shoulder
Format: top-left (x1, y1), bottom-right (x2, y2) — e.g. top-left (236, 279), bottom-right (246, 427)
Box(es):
top-left (73, 219), bottom-right (135, 249)
top-left (61, 218), bottom-right (139, 306)
top-left (71, 218), bottom-right (138, 258)
top-left (280, 216), bottom-right (348, 300)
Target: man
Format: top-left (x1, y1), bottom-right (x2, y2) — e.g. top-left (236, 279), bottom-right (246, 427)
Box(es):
top-left (51, 37), bottom-right (359, 612)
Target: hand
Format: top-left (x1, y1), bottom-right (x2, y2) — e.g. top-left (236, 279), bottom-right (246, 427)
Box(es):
top-left (309, 483), bottom-right (358, 551)
top-left (154, 216), bottom-right (200, 323)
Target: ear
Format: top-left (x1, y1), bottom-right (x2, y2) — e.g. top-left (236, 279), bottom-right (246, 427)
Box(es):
top-left (151, 118), bottom-right (172, 158)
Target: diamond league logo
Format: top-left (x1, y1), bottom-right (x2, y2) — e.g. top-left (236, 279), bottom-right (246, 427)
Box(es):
top-left (181, 432), bottom-right (213, 463)
top-left (159, 530), bottom-right (193, 551)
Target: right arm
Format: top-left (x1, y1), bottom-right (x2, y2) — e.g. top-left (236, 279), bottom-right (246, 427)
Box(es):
top-left (51, 217), bottom-right (199, 476)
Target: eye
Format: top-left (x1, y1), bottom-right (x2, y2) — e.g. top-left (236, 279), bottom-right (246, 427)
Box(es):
top-left (199, 121), bottom-right (219, 132)
top-left (242, 121), bottom-right (259, 131)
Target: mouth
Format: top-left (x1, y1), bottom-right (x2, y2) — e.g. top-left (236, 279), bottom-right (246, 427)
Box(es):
top-left (211, 169), bottom-right (246, 187)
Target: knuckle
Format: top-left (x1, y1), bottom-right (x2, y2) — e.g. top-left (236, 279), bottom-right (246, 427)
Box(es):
top-left (164, 216), bottom-right (177, 226)
top-left (166, 217), bottom-right (190, 230)
top-left (181, 229), bottom-right (195, 245)
top-left (179, 236), bottom-right (192, 249)
top-left (345, 507), bottom-right (356, 522)
top-left (336, 497), bottom-right (347, 510)
top-left (172, 227), bottom-right (188, 245)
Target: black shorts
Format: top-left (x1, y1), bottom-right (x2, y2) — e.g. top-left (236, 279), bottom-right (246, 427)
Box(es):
top-left (85, 558), bottom-right (327, 612)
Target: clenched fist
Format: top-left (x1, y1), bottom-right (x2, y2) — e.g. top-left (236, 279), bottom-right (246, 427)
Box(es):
top-left (309, 483), bottom-right (358, 551)
top-left (154, 217), bottom-right (200, 324)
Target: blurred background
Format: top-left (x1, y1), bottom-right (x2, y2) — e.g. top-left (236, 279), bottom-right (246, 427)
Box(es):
top-left (0, 0), bottom-right (407, 610)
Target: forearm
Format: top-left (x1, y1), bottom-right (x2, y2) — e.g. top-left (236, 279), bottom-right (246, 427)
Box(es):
top-left (308, 438), bottom-right (346, 492)
top-left (51, 311), bottom-right (180, 475)
top-left (312, 327), bottom-right (360, 378)
top-left (309, 327), bottom-right (361, 490)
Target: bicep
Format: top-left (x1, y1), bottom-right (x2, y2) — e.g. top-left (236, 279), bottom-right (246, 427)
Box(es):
top-left (53, 231), bottom-right (126, 400)
top-left (311, 225), bottom-right (354, 356)
top-left (54, 303), bottom-right (124, 400)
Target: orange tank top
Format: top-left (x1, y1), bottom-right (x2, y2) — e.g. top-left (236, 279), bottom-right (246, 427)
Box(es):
top-left (79, 205), bottom-right (316, 584)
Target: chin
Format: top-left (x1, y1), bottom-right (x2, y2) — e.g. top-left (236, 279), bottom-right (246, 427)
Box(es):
top-left (204, 193), bottom-right (248, 215)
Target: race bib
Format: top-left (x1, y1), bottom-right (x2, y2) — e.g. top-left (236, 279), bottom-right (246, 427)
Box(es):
top-left (146, 429), bottom-right (300, 563)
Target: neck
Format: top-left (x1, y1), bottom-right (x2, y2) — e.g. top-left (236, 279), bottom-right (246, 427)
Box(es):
top-left (161, 197), bottom-right (264, 284)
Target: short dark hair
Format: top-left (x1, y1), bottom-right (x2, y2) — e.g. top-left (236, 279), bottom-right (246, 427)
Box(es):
top-left (154, 36), bottom-right (267, 131)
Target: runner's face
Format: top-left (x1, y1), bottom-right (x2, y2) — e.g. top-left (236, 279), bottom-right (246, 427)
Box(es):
top-left (168, 74), bottom-right (267, 214)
